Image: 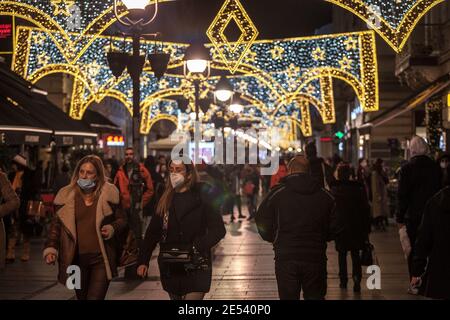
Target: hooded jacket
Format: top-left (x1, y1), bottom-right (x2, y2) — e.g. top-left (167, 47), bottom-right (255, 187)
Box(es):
top-left (256, 173), bottom-right (338, 263)
top-left (412, 187), bottom-right (450, 299)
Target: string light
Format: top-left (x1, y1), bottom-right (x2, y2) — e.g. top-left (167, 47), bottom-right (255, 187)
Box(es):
top-left (12, 21), bottom-right (378, 137)
top-left (207, 0), bottom-right (259, 74)
top-left (326, 0), bottom-right (445, 52)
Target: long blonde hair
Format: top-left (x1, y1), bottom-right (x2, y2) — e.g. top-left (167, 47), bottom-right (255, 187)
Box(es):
top-left (70, 155), bottom-right (107, 199)
top-left (156, 160), bottom-right (199, 216)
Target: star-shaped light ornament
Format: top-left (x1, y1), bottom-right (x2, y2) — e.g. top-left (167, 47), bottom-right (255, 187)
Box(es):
top-left (51, 0), bottom-right (75, 17)
top-left (237, 80), bottom-right (248, 93)
top-left (287, 78), bottom-right (298, 92)
top-left (126, 89), bottom-right (133, 99)
top-left (270, 46), bottom-right (285, 60)
top-left (312, 47), bottom-right (326, 61)
top-left (305, 84), bottom-right (316, 95)
top-left (83, 60), bottom-right (102, 77)
top-left (244, 49), bottom-right (257, 64)
top-left (37, 52), bottom-right (51, 66)
top-left (33, 33), bottom-right (47, 46)
top-left (140, 75), bottom-right (151, 87)
top-left (287, 63), bottom-right (300, 76)
top-left (339, 56), bottom-right (353, 71)
top-left (159, 78), bottom-right (169, 90)
top-left (343, 37), bottom-right (358, 51)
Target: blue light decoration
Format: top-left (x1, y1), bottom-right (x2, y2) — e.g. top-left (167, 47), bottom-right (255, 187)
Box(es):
top-left (0, 0), bottom-right (167, 62)
top-left (326, 0), bottom-right (446, 52)
top-left (13, 26), bottom-right (379, 137)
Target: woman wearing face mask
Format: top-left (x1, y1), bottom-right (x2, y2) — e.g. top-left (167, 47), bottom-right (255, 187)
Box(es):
top-left (137, 159), bottom-right (226, 300)
top-left (43, 155), bottom-right (127, 300)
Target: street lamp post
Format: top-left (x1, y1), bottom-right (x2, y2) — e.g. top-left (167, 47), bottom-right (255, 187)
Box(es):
top-left (110, 0), bottom-right (165, 160)
top-left (183, 43), bottom-right (211, 163)
top-left (183, 43), bottom-right (211, 121)
top-left (108, 0), bottom-right (169, 277)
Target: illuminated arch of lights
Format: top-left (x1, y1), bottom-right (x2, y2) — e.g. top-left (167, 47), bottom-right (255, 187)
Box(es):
top-left (326, 0), bottom-right (445, 52)
top-left (0, 0), bottom-right (168, 62)
top-left (13, 24), bottom-right (378, 137)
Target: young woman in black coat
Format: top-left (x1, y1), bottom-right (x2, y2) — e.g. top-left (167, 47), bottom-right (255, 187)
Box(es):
top-left (137, 159), bottom-right (226, 300)
top-left (331, 162), bottom-right (371, 292)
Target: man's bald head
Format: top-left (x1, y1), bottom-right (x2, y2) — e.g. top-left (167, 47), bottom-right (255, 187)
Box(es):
top-left (287, 155), bottom-right (310, 174)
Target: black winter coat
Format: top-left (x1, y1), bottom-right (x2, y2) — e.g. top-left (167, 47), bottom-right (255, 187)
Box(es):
top-left (330, 180), bottom-right (371, 252)
top-left (412, 187), bottom-right (450, 299)
top-left (308, 157), bottom-right (334, 189)
top-left (256, 173), bottom-right (338, 263)
top-left (138, 183), bottom-right (226, 295)
top-left (397, 155), bottom-right (441, 232)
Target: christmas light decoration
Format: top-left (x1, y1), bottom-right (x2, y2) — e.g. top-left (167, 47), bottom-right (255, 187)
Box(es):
top-left (13, 22), bottom-right (378, 137)
top-left (326, 0), bottom-right (445, 52)
top-left (0, 0), bottom-right (166, 62)
top-left (207, 0), bottom-right (259, 74)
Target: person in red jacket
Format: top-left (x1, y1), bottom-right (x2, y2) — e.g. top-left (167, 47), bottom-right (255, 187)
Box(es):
top-left (115, 148), bottom-right (154, 211)
top-left (114, 147), bottom-right (153, 264)
top-left (270, 158), bottom-right (288, 189)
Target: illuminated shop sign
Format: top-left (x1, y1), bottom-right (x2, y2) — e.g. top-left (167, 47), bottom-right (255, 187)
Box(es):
top-left (0, 23), bottom-right (12, 39)
top-left (106, 135), bottom-right (124, 147)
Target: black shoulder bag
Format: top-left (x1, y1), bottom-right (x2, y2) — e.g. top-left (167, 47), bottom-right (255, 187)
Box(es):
top-left (159, 205), bottom-right (192, 264)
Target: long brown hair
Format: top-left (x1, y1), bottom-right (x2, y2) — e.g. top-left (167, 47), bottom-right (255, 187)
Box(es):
top-left (70, 155), bottom-right (107, 199)
top-left (156, 159), bottom-right (199, 216)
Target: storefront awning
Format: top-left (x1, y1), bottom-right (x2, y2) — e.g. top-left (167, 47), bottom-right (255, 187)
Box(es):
top-left (365, 73), bottom-right (450, 128)
top-left (0, 97), bottom-right (52, 146)
top-left (82, 110), bottom-right (122, 135)
top-left (0, 62), bottom-right (97, 146)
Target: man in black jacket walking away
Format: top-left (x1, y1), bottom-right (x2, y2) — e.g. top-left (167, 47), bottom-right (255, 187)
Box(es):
top-left (396, 136), bottom-right (441, 282)
top-left (411, 186), bottom-right (450, 299)
top-left (256, 155), bottom-right (338, 300)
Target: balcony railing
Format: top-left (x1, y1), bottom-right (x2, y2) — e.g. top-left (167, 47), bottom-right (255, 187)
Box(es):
top-left (396, 23), bottom-right (445, 74)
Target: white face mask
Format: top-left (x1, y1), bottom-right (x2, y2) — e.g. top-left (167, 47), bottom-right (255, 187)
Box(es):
top-left (170, 173), bottom-right (185, 189)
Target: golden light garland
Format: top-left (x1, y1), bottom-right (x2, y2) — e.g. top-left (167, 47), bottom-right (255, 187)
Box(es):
top-left (13, 24), bottom-right (379, 137)
top-left (326, 0), bottom-right (445, 52)
top-left (0, 0), bottom-right (167, 62)
top-left (207, 0), bottom-right (259, 74)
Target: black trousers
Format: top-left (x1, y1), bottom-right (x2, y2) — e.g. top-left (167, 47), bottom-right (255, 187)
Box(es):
top-left (275, 260), bottom-right (327, 300)
top-left (338, 250), bottom-right (362, 282)
top-left (229, 195), bottom-right (243, 219)
top-left (74, 253), bottom-right (110, 300)
top-left (246, 194), bottom-right (257, 218)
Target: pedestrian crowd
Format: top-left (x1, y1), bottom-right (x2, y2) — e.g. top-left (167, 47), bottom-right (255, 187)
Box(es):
top-left (0, 135), bottom-right (449, 300)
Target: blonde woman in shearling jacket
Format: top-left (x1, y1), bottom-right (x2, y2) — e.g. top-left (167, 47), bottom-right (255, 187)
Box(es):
top-left (43, 155), bottom-right (127, 300)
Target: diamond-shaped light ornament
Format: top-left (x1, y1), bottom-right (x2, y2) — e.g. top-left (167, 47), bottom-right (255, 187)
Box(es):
top-left (207, 0), bottom-right (259, 74)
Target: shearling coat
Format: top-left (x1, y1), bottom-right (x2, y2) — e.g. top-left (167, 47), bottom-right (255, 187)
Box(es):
top-left (43, 182), bottom-right (126, 284)
top-left (0, 172), bottom-right (20, 270)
